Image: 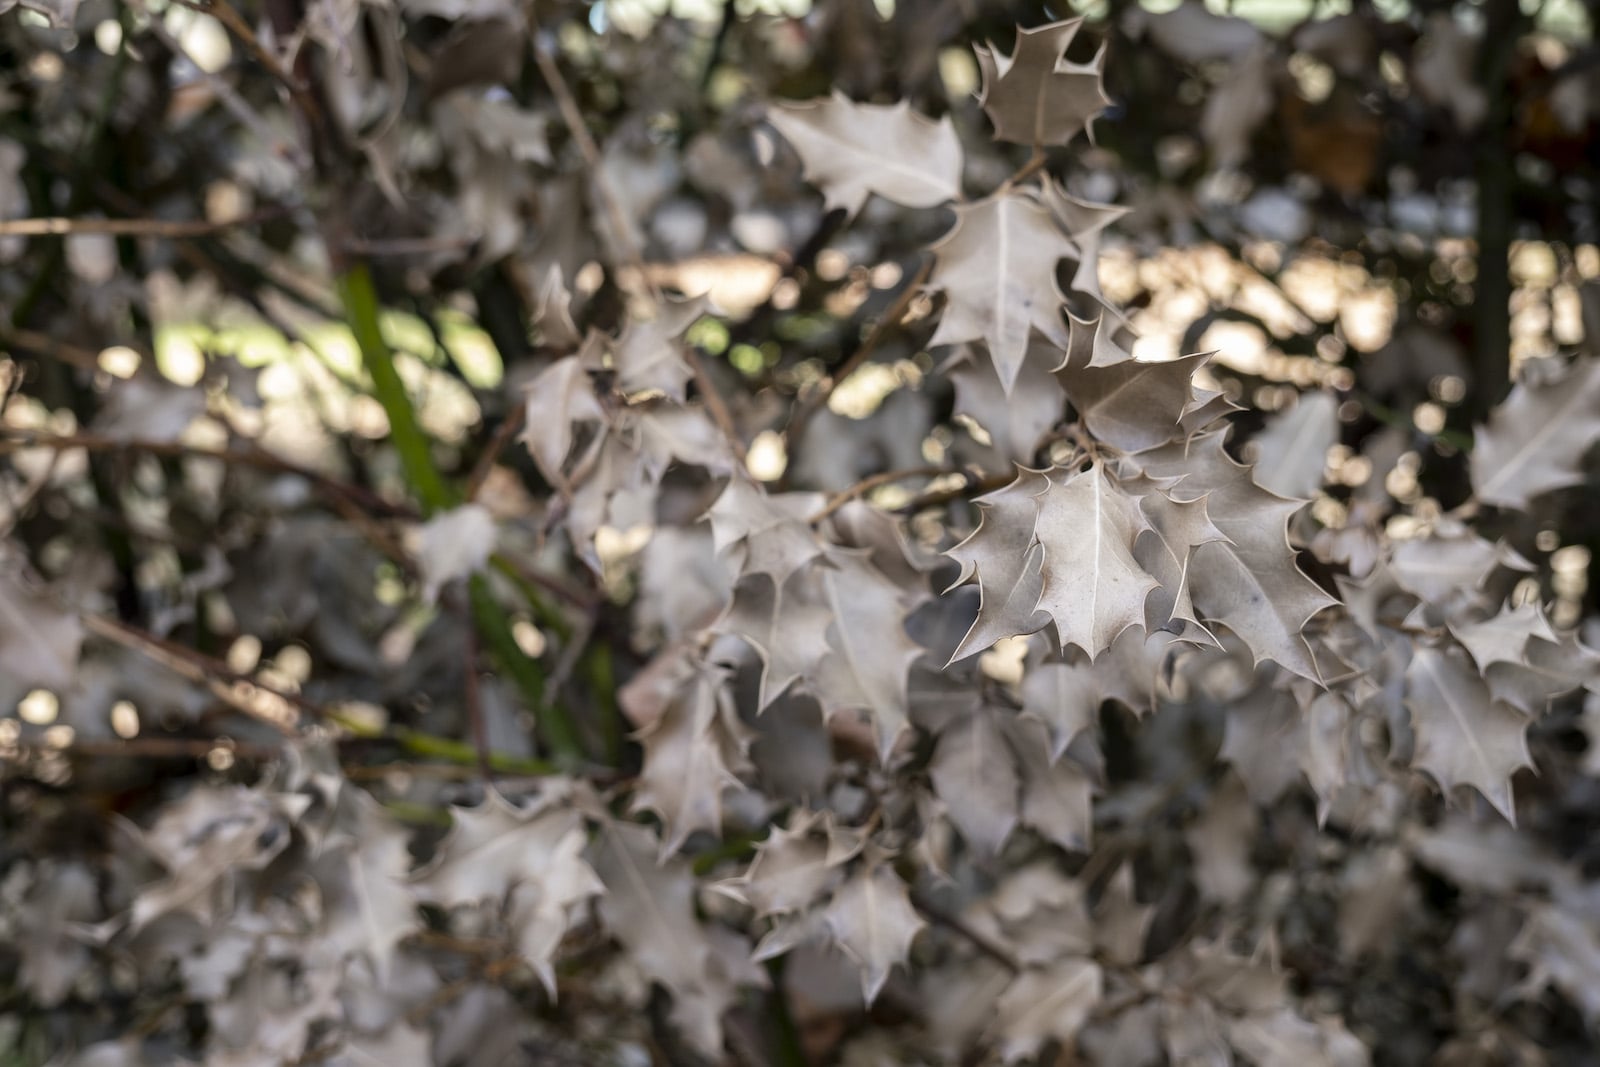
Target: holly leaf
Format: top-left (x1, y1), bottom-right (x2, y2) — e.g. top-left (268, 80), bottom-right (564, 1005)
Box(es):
top-left (930, 709), bottom-right (1021, 855)
top-left (625, 655), bottom-right (750, 857)
top-left (312, 793), bottom-right (416, 982)
top-left (768, 91), bottom-right (964, 217)
top-left (823, 861), bottom-right (925, 1005)
top-left (1034, 461), bottom-right (1159, 659)
top-left (1055, 315), bottom-right (1216, 452)
top-left (1005, 714), bottom-right (1094, 851)
top-left (612, 293), bottom-right (710, 401)
top-left (975, 18), bottom-right (1110, 147)
top-left (947, 342), bottom-right (1066, 464)
top-left (530, 264), bottom-right (580, 349)
top-left (590, 821), bottom-right (756, 1057)
top-left (1450, 602), bottom-right (1557, 672)
top-left (0, 559), bottom-right (83, 692)
top-left (811, 552), bottom-right (926, 761)
top-left (705, 477), bottom-right (826, 585)
top-left (1019, 660), bottom-right (1100, 761)
top-left (946, 471), bottom-right (1053, 663)
top-left (717, 569), bottom-right (835, 708)
top-left (991, 959), bottom-right (1104, 1064)
top-left (1125, 475), bottom-right (1228, 643)
top-left (519, 354), bottom-right (604, 490)
top-left (1246, 391), bottom-right (1339, 499)
top-left (928, 189), bottom-right (1075, 393)
top-left (716, 813), bottom-right (840, 917)
top-left (1135, 433), bottom-right (1338, 680)
top-left (1405, 645), bottom-right (1533, 822)
top-left (1472, 356), bottom-right (1600, 510)
top-left (1390, 531), bottom-right (1531, 604)
top-left (411, 787), bottom-right (602, 993)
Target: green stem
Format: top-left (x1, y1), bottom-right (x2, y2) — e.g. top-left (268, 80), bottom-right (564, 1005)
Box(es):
top-left (472, 574), bottom-right (583, 761)
top-left (381, 799), bottom-right (454, 827)
top-left (334, 709), bottom-right (557, 778)
top-left (690, 832), bottom-right (761, 876)
top-left (336, 261), bottom-right (581, 762)
top-left (584, 642), bottom-right (622, 765)
top-left (489, 553), bottom-right (573, 640)
top-left (765, 958), bottom-right (807, 1067)
top-left (336, 262), bottom-right (453, 514)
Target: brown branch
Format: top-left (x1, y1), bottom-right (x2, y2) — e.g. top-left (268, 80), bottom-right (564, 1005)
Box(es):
top-left (83, 615), bottom-right (313, 734)
top-left (909, 888), bottom-right (1021, 974)
top-left (809, 466), bottom-right (953, 525)
top-left (0, 211), bottom-right (285, 239)
top-left (1, 327), bottom-right (104, 371)
top-left (466, 401), bottom-right (527, 501)
top-left (21, 736), bottom-right (284, 762)
top-left (997, 147), bottom-right (1049, 193)
top-left (530, 20), bottom-right (746, 461)
top-left (786, 255), bottom-right (931, 448)
top-left (191, 0), bottom-right (326, 129)
top-left (893, 469), bottom-right (1014, 514)
top-left (0, 430), bottom-right (415, 519)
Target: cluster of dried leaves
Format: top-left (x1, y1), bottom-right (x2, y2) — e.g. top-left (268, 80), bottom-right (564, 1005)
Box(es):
top-left (3, 2), bottom-right (1600, 1066)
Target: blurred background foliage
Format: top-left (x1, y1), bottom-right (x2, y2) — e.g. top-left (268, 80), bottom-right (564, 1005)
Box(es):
top-left (1, 0), bottom-right (1598, 1061)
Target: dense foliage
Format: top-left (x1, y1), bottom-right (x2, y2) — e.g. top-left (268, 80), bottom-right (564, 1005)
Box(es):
top-left (2, 0), bottom-right (1599, 1064)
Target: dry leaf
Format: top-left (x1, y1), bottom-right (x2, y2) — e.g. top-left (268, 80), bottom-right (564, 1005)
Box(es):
top-left (975, 18), bottom-right (1110, 147)
top-left (767, 92), bottom-right (964, 217)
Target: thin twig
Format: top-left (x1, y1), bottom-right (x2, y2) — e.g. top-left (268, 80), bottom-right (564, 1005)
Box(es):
top-left (0, 430), bottom-right (414, 518)
top-left (187, 0), bottom-right (326, 128)
top-left (466, 402), bottom-right (527, 501)
top-left (462, 607), bottom-right (493, 783)
top-left (786, 256), bottom-right (931, 447)
top-left (997, 147), bottom-right (1049, 193)
top-left (808, 466), bottom-right (953, 525)
top-left (1, 327), bottom-right (103, 371)
top-left (893, 469), bottom-right (1014, 514)
top-left (909, 889), bottom-right (1021, 974)
top-left (83, 615), bottom-right (311, 734)
top-left (127, 0), bottom-right (310, 171)
top-left (0, 211), bottom-right (283, 239)
top-left (8, 736), bottom-right (283, 762)
top-left (530, 18), bottom-right (746, 460)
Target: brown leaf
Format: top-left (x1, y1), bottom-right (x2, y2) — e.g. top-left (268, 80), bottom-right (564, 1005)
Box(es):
top-left (822, 861), bottom-right (925, 1004)
top-left (626, 654), bottom-right (750, 857)
top-left (990, 958), bottom-right (1103, 1063)
top-left (1034, 461), bottom-right (1159, 660)
top-left (975, 18), bottom-right (1110, 147)
top-left (590, 820), bottom-right (758, 1057)
top-left (611, 293), bottom-right (711, 401)
top-left (1246, 391), bottom-right (1339, 500)
top-left (768, 92), bottom-right (964, 217)
top-left (1055, 315), bottom-right (1215, 452)
top-left (928, 189), bottom-right (1075, 393)
top-left (946, 471), bottom-right (1053, 663)
top-left (1472, 356), bottom-right (1600, 510)
top-left (930, 709), bottom-right (1021, 855)
top-left (1405, 645), bottom-right (1533, 822)
top-left (1136, 433), bottom-right (1338, 680)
